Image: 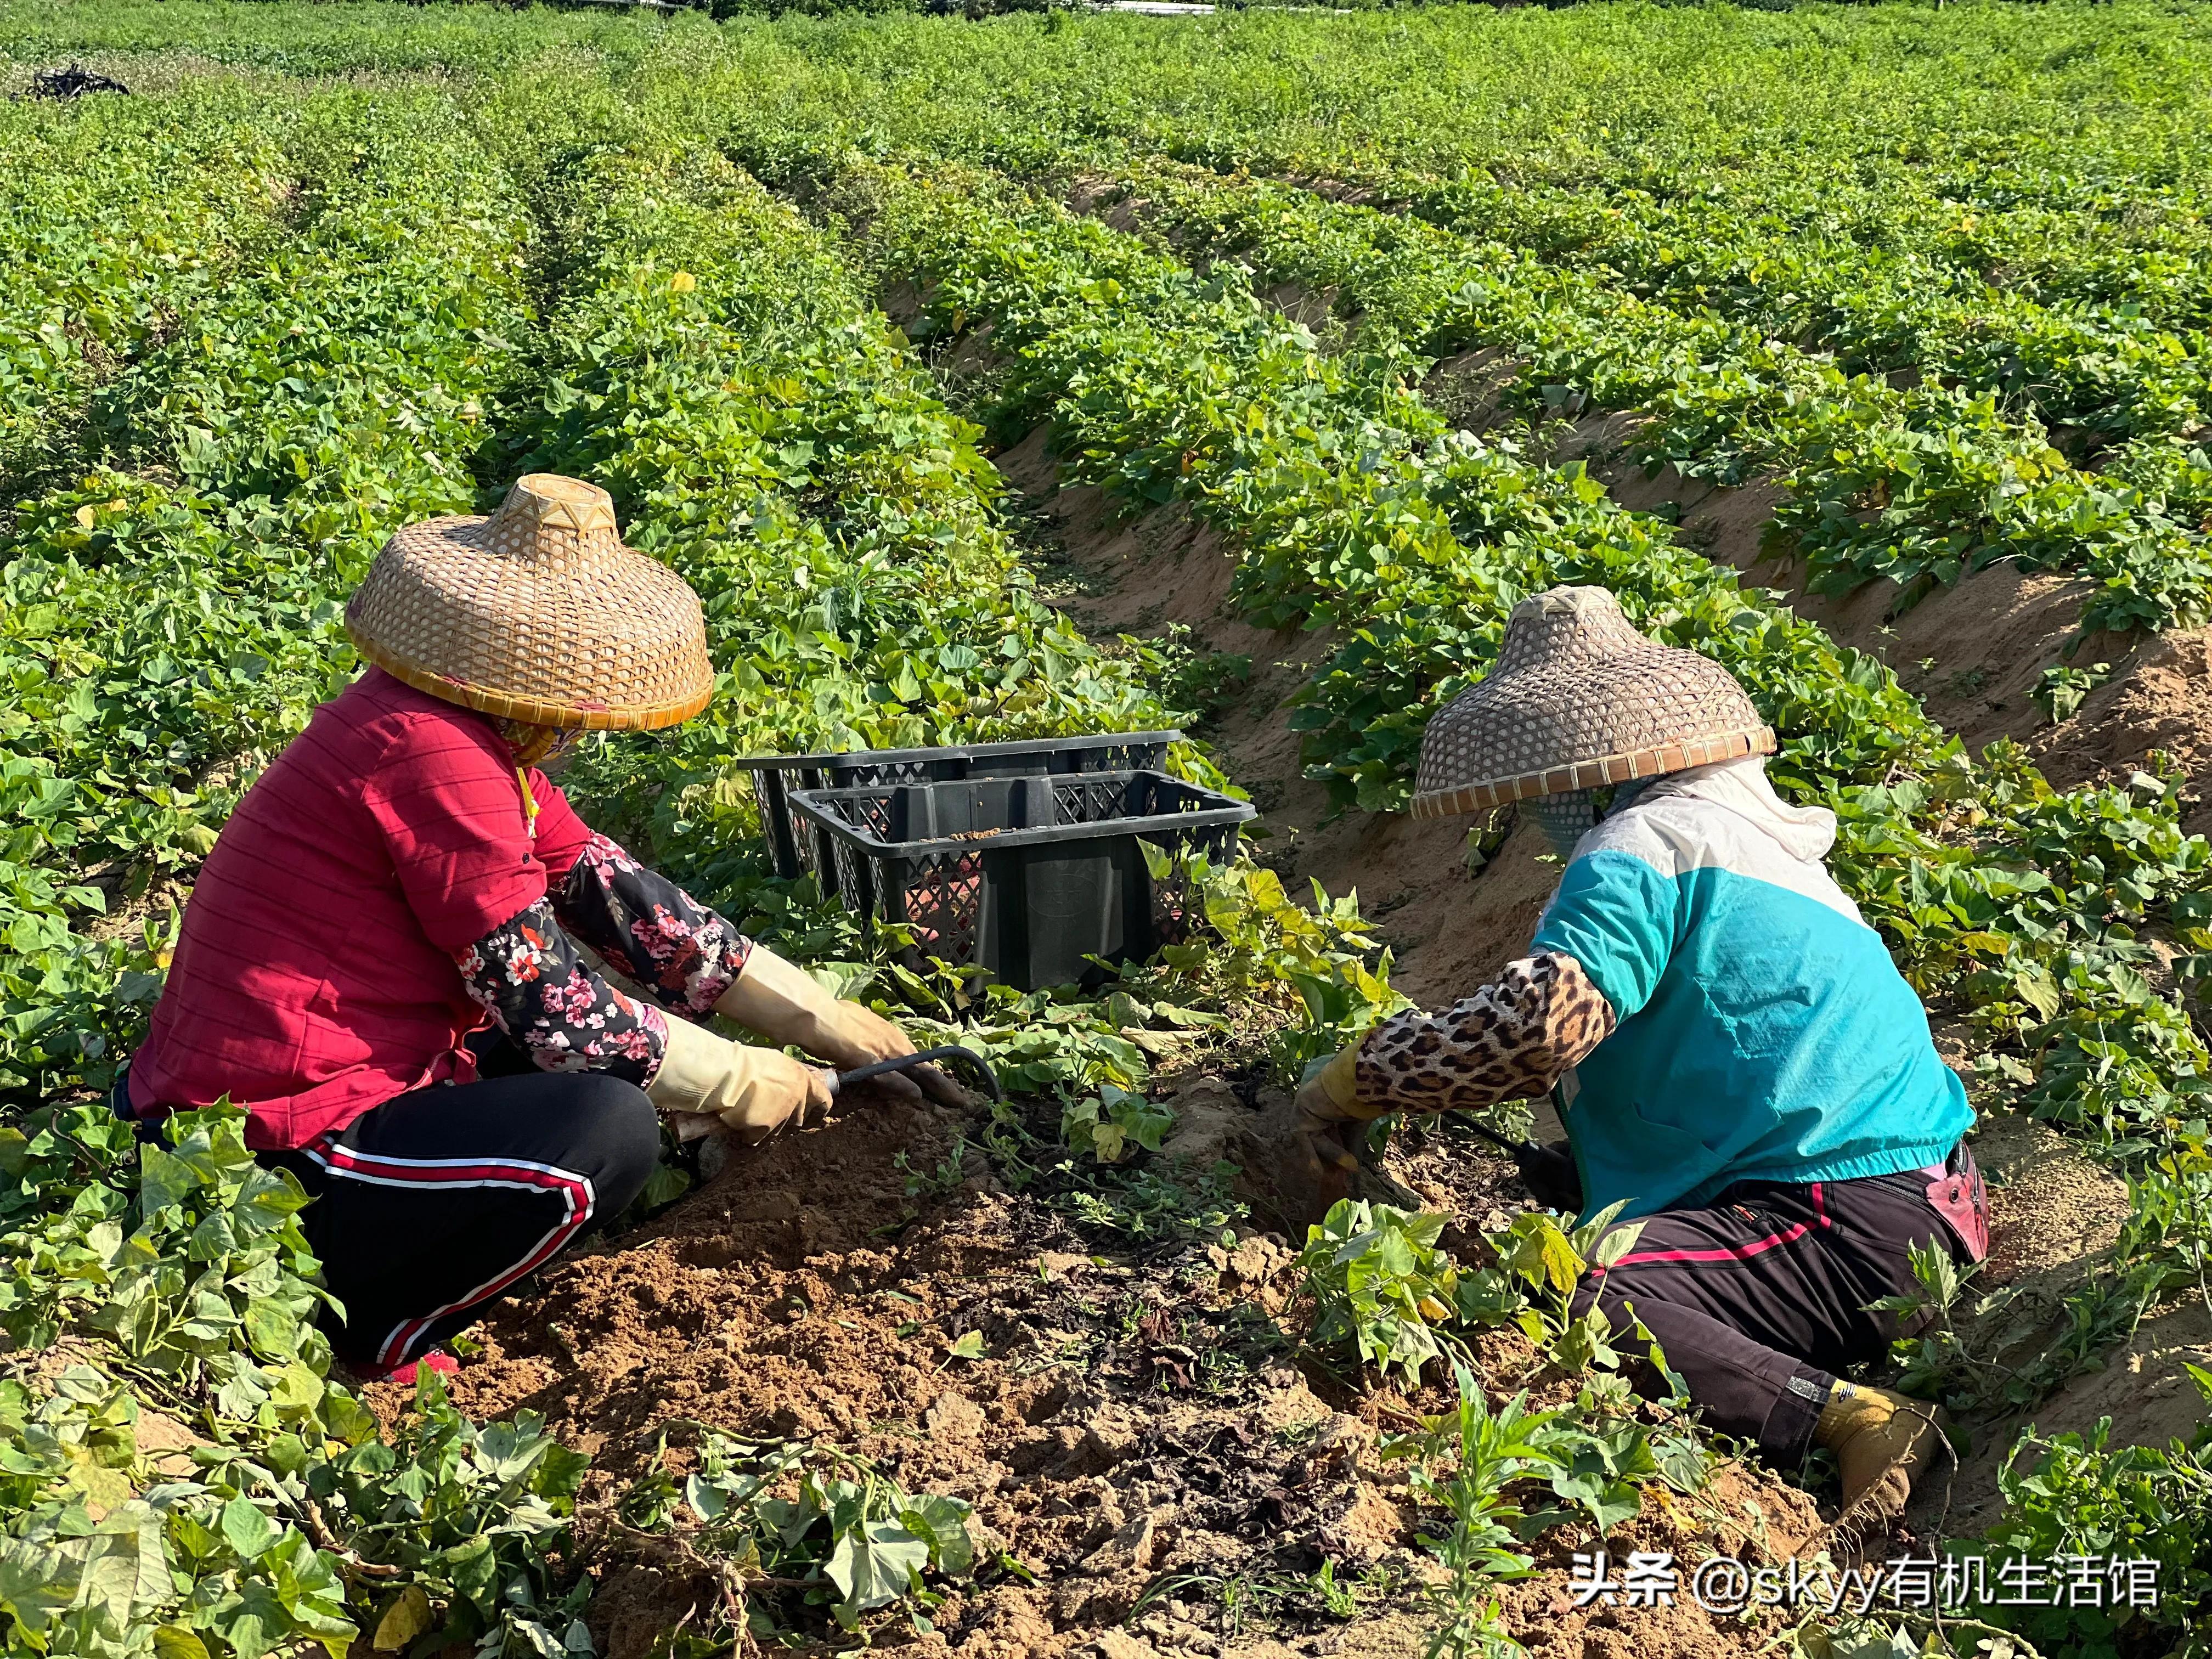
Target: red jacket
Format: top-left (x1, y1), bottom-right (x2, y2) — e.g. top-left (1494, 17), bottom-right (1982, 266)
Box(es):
top-left (128, 670), bottom-right (595, 1149)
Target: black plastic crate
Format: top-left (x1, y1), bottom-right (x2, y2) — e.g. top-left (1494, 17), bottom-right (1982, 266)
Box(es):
top-left (736, 730), bottom-right (1181, 886)
top-left (787, 770), bottom-right (1253, 990)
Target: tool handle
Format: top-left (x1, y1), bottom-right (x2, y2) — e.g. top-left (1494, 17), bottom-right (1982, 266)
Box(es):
top-left (1457, 1116), bottom-right (1543, 1159)
top-left (830, 1045), bottom-right (1003, 1102)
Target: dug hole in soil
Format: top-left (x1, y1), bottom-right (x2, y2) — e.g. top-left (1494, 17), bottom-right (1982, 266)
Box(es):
top-left (392, 328), bottom-right (2209, 1658)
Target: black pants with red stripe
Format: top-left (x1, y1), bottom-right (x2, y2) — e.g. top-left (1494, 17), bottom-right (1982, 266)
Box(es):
top-left (263, 1050), bottom-right (658, 1368)
top-left (1567, 1160), bottom-right (1974, 1465)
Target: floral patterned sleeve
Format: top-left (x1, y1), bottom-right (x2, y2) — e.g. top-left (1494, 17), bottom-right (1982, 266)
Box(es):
top-left (453, 899), bottom-right (669, 1085)
top-left (550, 832), bottom-right (754, 1016)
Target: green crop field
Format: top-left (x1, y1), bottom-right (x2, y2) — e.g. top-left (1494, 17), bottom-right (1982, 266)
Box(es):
top-left (7, 3), bottom-right (2212, 1656)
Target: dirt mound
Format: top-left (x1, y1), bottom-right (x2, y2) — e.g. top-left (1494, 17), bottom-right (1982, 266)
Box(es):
top-left (2034, 626), bottom-right (2212, 833)
top-left (413, 1087), bottom-right (1379, 1658)
top-left (1968, 1114), bottom-right (2129, 1300)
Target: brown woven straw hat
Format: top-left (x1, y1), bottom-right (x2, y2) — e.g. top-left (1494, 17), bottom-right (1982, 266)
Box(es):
top-left (345, 474), bottom-right (714, 730)
top-left (1410, 585), bottom-right (1776, 819)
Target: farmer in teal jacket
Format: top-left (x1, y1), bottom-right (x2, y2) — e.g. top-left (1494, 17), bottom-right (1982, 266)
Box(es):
top-left (1295, 587), bottom-right (1987, 1537)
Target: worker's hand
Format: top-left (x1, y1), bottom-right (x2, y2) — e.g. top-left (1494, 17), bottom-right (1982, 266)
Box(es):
top-left (1291, 1046), bottom-right (1389, 1183)
top-left (1513, 1139), bottom-right (1584, 1214)
top-left (647, 1015), bottom-right (833, 1145)
top-left (716, 949), bottom-right (968, 1109)
top-left (1294, 1079), bottom-right (1361, 1181)
top-left (806, 995), bottom-right (970, 1109)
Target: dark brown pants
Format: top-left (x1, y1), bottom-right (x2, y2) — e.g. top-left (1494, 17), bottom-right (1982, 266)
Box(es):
top-left (1568, 1148), bottom-right (1982, 1463)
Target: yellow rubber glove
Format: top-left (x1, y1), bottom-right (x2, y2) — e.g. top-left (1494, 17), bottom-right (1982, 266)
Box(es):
top-left (715, 948), bottom-right (967, 1108)
top-left (1292, 1044), bottom-right (1390, 1177)
top-left (647, 1013), bottom-right (831, 1144)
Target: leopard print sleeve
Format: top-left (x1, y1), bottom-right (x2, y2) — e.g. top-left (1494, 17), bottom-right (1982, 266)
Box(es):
top-left (1353, 951), bottom-right (1615, 1116)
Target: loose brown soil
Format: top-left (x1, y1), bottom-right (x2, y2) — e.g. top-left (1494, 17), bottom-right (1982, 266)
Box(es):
top-left (402, 1067), bottom-right (1820, 1659)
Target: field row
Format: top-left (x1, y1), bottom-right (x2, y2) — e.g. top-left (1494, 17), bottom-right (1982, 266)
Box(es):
top-left (670, 14), bottom-right (2212, 637)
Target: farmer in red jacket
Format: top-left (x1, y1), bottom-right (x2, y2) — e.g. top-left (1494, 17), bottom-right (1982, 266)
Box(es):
top-left (122, 475), bottom-right (957, 1380)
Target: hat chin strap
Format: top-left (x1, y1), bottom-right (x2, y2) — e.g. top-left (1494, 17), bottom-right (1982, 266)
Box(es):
top-left (495, 720), bottom-right (585, 843)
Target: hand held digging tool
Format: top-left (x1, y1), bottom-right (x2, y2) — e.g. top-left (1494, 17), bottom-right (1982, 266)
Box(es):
top-left (821, 1044), bottom-right (1003, 1103)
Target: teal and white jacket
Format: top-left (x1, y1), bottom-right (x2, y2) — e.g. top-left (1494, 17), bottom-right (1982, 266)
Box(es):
top-left (1534, 757), bottom-right (1970, 1220)
top-left (1354, 757), bottom-right (1971, 1221)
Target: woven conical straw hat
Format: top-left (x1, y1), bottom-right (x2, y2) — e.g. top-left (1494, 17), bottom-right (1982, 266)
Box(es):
top-left (345, 475), bottom-right (714, 730)
top-left (1410, 586), bottom-right (1776, 819)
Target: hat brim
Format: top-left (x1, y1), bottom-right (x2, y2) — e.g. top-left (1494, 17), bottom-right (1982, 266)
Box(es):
top-left (349, 624), bottom-right (714, 731)
top-left (1409, 727), bottom-right (1778, 819)
top-left (345, 500), bottom-right (716, 731)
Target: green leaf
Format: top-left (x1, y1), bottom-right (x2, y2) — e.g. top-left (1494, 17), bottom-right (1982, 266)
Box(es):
top-left (1590, 1222), bottom-right (1644, 1272)
top-left (826, 1519), bottom-right (932, 1624)
top-left (65, 1453), bottom-right (134, 1519)
top-left (242, 1297), bottom-right (301, 1361)
top-left (221, 1496), bottom-right (280, 1562)
top-left (945, 1330), bottom-right (985, 1362)
top-left (641, 1161), bottom-right (691, 1209)
top-left (1655, 1434), bottom-right (1712, 1495)
top-left (0, 1536), bottom-right (79, 1637)
top-left (902, 1493), bottom-right (977, 1577)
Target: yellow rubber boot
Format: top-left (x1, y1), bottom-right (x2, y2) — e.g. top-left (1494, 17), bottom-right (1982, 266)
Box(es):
top-left (1815, 1380), bottom-right (1951, 1527)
